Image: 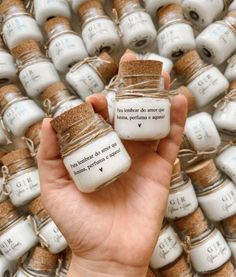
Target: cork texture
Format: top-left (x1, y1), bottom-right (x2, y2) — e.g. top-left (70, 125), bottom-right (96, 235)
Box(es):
top-left (25, 121), bottom-right (43, 148)
top-left (204, 260), bottom-right (235, 277)
top-left (44, 16), bottom-right (71, 36)
top-left (28, 196), bottom-right (49, 221)
top-left (2, 148), bottom-right (31, 166)
top-left (146, 268), bottom-right (156, 277)
top-left (11, 40), bottom-right (41, 61)
top-left (176, 86), bottom-right (196, 113)
top-left (0, 0), bottom-right (25, 15)
top-left (77, 0), bottom-right (104, 21)
top-left (222, 214), bottom-right (236, 237)
top-left (157, 4), bottom-right (184, 28)
top-left (0, 200), bottom-right (19, 227)
top-left (114, 0), bottom-right (141, 19)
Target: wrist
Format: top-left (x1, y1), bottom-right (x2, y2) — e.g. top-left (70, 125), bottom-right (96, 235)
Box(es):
top-left (68, 255), bottom-right (148, 277)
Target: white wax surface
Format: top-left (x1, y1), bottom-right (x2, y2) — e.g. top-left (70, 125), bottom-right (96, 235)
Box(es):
top-left (34, 0), bottom-right (71, 25)
top-left (120, 11), bottom-right (157, 50)
top-left (0, 219), bottom-right (38, 260)
top-left (187, 67), bottom-right (229, 108)
top-left (184, 112), bottom-right (221, 152)
top-left (157, 23), bottom-right (195, 60)
top-left (64, 131), bottom-right (131, 193)
top-left (190, 229), bottom-right (231, 273)
top-left (40, 219), bottom-right (67, 254)
top-left (54, 99), bottom-right (83, 117)
top-left (225, 54), bottom-right (236, 81)
top-left (114, 98), bottom-right (171, 140)
top-left (66, 64), bottom-right (105, 100)
top-left (2, 15), bottom-right (43, 50)
top-left (196, 22), bottom-right (236, 65)
top-left (0, 255), bottom-right (16, 277)
top-left (198, 178), bottom-right (236, 221)
top-left (49, 33), bottom-right (88, 73)
top-left (150, 225), bottom-right (183, 269)
top-left (166, 179), bottom-right (198, 219)
top-left (7, 168), bottom-right (41, 207)
top-left (216, 146), bottom-right (236, 184)
top-left (228, 240), bottom-right (236, 262)
top-left (82, 18), bottom-right (120, 56)
top-left (144, 0), bottom-right (180, 17)
top-left (0, 52), bottom-right (17, 85)
top-left (3, 99), bottom-right (45, 137)
top-left (19, 61), bottom-right (60, 98)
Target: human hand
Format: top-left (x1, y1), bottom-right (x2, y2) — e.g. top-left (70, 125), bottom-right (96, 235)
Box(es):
top-left (37, 51), bottom-right (187, 277)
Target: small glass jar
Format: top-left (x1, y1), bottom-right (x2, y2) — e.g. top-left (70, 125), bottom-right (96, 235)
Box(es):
top-left (181, 0), bottom-right (232, 30)
top-left (0, 85), bottom-right (45, 137)
top-left (41, 82), bottom-right (83, 118)
top-left (0, 200), bottom-right (38, 261)
top-left (143, 0), bottom-right (180, 17)
top-left (45, 17), bottom-right (88, 73)
top-left (1, 148), bottom-right (41, 207)
top-left (51, 103), bottom-right (131, 193)
top-left (66, 52), bottom-right (118, 101)
top-left (216, 145), bottom-right (236, 184)
top-left (222, 214), bottom-right (236, 262)
top-left (224, 54), bottom-right (236, 81)
top-left (174, 50), bottom-right (229, 108)
top-left (34, 0), bottom-right (71, 25)
top-left (213, 81), bottom-right (236, 135)
top-left (28, 197), bottom-right (67, 254)
top-left (11, 40), bottom-right (61, 99)
top-left (0, 0), bottom-right (43, 50)
top-left (184, 112), bottom-right (221, 153)
top-left (77, 0), bottom-right (120, 55)
top-left (166, 159), bottom-right (198, 220)
top-left (114, 60), bottom-right (171, 141)
top-left (24, 121), bottom-right (43, 156)
top-left (150, 222), bottom-right (183, 269)
top-left (196, 10), bottom-right (236, 65)
top-left (156, 4), bottom-right (195, 60)
top-left (114, 0), bottom-right (157, 51)
top-left (0, 254), bottom-right (17, 277)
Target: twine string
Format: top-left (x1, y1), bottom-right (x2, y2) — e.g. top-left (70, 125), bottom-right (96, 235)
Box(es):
top-left (178, 148), bottom-right (218, 164)
top-left (55, 258), bottom-right (64, 277)
top-left (16, 50), bottom-right (47, 72)
top-left (219, 139), bottom-right (236, 153)
top-left (214, 89), bottom-right (236, 110)
top-left (22, 137), bottom-right (37, 158)
top-left (1, 165), bottom-right (10, 196)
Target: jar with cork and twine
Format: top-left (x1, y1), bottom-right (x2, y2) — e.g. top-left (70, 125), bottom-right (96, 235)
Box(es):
top-left (222, 214), bottom-right (236, 263)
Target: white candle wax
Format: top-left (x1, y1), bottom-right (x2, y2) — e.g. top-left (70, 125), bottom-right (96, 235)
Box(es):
top-left (196, 22), bottom-right (236, 65)
top-left (54, 99), bottom-right (83, 118)
top-left (182, 0), bottom-right (224, 30)
top-left (190, 229), bottom-right (231, 273)
top-left (166, 179), bottom-right (198, 219)
top-left (150, 225), bottom-right (183, 269)
top-left (63, 131), bottom-right (131, 193)
top-left (19, 61), bottom-right (60, 98)
top-left (157, 23), bottom-right (196, 60)
top-left (66, 64), bottom-right (104, 100)
top-left (0, 254), bottom-right (16, 277)
top-left (7, 168), bottom-right (41, 207)
top-left (34, 0), bottom-right (71, 25)
top-left (3, 99), bottom-right (45, 137)
top-left (2, 15), bottom-right (43, 50)
top-left (187, 66), bottom-right (229, 107)
top-left (119, 11), bottom-right (157, 50)
top-left (0, 52), bottom-right (17, 85)
top-left (40, 219), bottom-right (67, 254)
top-left (197, 178), bottom-right (236, 221)
top-left (82, 18), bottom-right (120, 56)
top-left (216, 146), bottom-right (236, 184)
top-left (227, 239), bottom-right (236, 262)
top-left (225, 54), bottom-right (236, 81)
top-left (114, 98), bottom-right (171, 140)
top-left (184, 112), bottom-right (221, 152)
top-left (144, 0), bottom-right (180, 17)
top-left (0, 218), bottom-right (38, 260)
top-left (143, 53), bottom-right (173, 74)
top-left (48, 33), bottom-right (88, 73)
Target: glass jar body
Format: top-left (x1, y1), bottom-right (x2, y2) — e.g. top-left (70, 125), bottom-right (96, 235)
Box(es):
top-left (227, 239), bottom-right (236, 262)
top-left (0, 51), bottom-right (17, 85)
top-left (225, 54), bottom-right (236, 81)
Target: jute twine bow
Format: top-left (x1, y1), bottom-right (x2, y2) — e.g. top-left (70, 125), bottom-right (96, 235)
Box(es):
top-left (22, 137), bottom-right (37, 158)
top-left (55, 258), bottom-right (64, 277)
top-left (219, 139), bottom-right (236, 153)
top-left (178, 147), bottom-right (218, 164)
top-left (0, 165), bottom-right (10, 197)
top-left (104, 74), bottom-right (120, 92)
top-left (214, 89), bottom-right (236, 110)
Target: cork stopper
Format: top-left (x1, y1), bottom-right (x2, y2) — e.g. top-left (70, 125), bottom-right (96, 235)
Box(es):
top-left (159, 254), bottom-right (192, 277)
top-left (77, 0), bottom-right (105, 24)
top-left (44, 16), bottom-right (71, 38)
top-left (174, 207), bottom-right (209, 238)
top-left (224, 10), bottom-right (236, 31)
top-left (0, 200), bottom-right (19, 227)
top-left (11, 40), bottom-right (42, 61)
top-left (229, 80), bottom-right (236, 91)
top-left (119, 60), bottom-right (163, 88)
top-left (28, 246), bottom-right (59, 272)
top-left (0, 0), bottom-right (25, 16)
top-left (186, 159), bottom-right (222, 190)
top-left (0, 84), bottom-right (23, 111)
top-left (114, 0), bottom-right (141, 19)
top-left (222, 214), bottom-right (236, 237)
top-left (146, 268), bottom-right (155, 277)
top-left (157, 4), bottom-right (185, 28)
top-left (25, 121), bottom-right (43, 151)
top-left (90, 52), bottom-right (118, 85)
top-left (204, 260), bottom-right (235, 277)
top-left (28, 196), bottom-right (49, 221)
top-left (175, 86), bottom-right (196, 113)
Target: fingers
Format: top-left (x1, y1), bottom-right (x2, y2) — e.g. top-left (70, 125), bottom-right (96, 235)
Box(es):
top-left (86, 94), bottom-right (109, 120)
top-left (157, 94), bottom-right (187, 165)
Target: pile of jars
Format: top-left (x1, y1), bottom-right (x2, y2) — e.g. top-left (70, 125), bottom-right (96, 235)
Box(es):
top-left (0, 0), bottom-right (236, 276)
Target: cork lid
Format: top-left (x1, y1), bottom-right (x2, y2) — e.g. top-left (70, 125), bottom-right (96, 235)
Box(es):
top-left (77, 0), bottom-right (105, 23)
top-left (11, 40), bottom-right (41, 61)
top-left (222, 214), bottom-right (236, 237)
top-left (25, 121), bottom-right (43, 149)
top-left (186, 159), bottom-right (222, 189)
top-left (175, 86), bottom-right (196, 113)
top-left (204, 260), bottom-right (235, 277)
top-left (146, 268), bottom-right (155, 277)
top-left (0, 0), bottom-right (25, 16)
top-left (0, 84), bottom-right (23, 110)
top-left (157, 4), bottom-right (184, 28)
top-left (28, 246), bottom-right (59, 271)
top-left (0, 200), bottom-right (19, 227)
top-left (224, 10), bottom-right (236, 30)
top-left (174, 207), bottom-right (209, 238)
top-left (44, 16), bottom-right (71, 38)
top-left (2, 148), bottom-right (31, 166)
top-left (28, 196), bottom-right (49, 221)
top-left (114, 0), bottom-right (141, 19)
top-left (90, 52), bottom-right (118, 85)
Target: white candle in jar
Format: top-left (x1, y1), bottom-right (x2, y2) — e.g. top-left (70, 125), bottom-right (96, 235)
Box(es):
top-left (225, 54), bottom-right (236, 81)
top-left (150, 223), bottom-right (183, 269)
top-left (0, 51), bottom-right (17, 85)
top-left (144, 0), bottom-right (180, 17)
top-left (51, 104), bottom-right (131, 193)
top-left (0, 254), bottom-right (16, 277)
top-left (34, 0), bottom-right (71, 25)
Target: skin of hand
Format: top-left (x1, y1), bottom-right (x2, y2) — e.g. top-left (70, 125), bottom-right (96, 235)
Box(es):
top-left (37, 51), bottom-right (187, 277)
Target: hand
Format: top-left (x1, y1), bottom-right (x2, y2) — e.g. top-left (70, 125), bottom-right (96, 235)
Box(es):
top-left (37, 51), bottom-right (187, 277)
